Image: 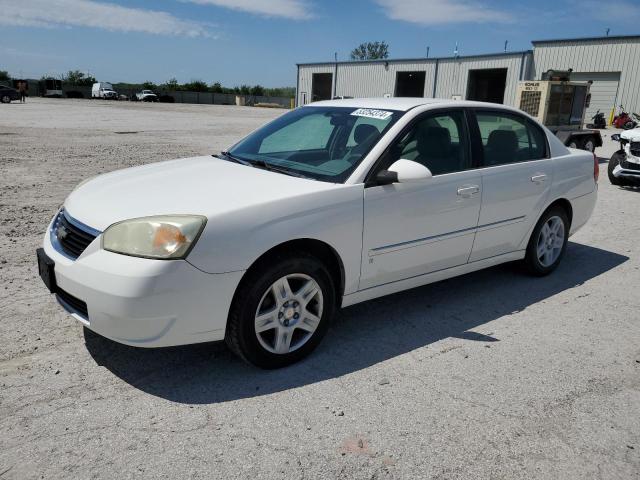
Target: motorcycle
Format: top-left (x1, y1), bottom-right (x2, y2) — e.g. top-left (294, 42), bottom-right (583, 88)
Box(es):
top-left (586, 110), bottom-right (607, 129)
top-left (612, 105), bottom-right (638, 130)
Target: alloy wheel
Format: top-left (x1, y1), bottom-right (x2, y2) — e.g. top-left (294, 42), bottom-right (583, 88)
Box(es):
top-left (536, 216), bottom-right (565, 267)
top-left (254, 273), bottom-right (323, 354)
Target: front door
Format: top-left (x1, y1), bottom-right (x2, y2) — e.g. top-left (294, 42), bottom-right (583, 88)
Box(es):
top-left (360, 109), bottom-right (481, 290)
top-left (469, 109), bottom-right (554, 261)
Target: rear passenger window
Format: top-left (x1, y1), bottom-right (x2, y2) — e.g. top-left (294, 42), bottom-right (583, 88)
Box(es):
top-left (476, 112), bottom-right (547, 166)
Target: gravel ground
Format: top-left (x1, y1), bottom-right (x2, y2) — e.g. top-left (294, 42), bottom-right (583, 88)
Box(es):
top-left (1, 98), bottom-right (639, 480)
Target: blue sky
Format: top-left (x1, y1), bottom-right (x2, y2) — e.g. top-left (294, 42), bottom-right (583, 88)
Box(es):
top-left (1, 0), bottom-right (639, 87)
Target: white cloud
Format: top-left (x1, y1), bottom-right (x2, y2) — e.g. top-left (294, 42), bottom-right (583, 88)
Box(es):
top-left (184, 0), bottom-right (313, 19)
top-left (374, 0), bottom-right (513, 25)
top-left (0, 0), bottom-right (210, 37)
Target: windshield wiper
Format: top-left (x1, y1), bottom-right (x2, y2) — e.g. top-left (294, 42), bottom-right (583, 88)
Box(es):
top-left (215, 151), bottom-right (251, 166)
top-left (248, 159), bottom-right (313, 179)
top-left (216, 152), bottom-right (312, 179)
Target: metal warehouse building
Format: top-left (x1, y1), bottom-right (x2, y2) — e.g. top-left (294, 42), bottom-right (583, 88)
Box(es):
top-left (296, 34), bottom-right (640, 119)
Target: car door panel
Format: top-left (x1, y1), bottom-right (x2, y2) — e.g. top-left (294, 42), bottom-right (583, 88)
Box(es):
top-left (469, 160), bottom-right (553, 261)
top-left (361, 171), bottom-right (481, 290)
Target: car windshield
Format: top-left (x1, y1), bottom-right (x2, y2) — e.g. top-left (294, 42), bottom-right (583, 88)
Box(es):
top-left (227, 106), bottom-right (403, 183)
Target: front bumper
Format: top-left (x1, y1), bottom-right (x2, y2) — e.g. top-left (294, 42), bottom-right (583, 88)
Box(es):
top-left (42, 216), bottom-right (244, 347)
top-left (612, 158), bottom-right (640, 181)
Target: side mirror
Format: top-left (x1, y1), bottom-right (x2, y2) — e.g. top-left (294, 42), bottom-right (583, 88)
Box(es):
top-left (376, 159), bottom-right (433, 185)
top-left (611, 134), bottom-right (621, 141)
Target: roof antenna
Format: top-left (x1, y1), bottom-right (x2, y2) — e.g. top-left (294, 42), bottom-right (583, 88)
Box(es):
top-left (504, 40), bottom-right (508, 52)
top-left (334, 52), bottom-right (338, 62)
top-left (606, 28), bottom-right (610, 37)
top-left (454, 42), bottom-right (459, 58)
top-left (426, 46), bottom-right (430, 58)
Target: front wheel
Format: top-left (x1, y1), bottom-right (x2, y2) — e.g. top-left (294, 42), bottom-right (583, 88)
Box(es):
top-left (226, 252), bottom-right (336, 369)
top-left (524, 207), bottom-right (569, 276)
top-left (608, 152), bottom-right (624, 186)
top-left (623, 121), bottom-right (636, 130)
top-left (1, 95), bottom-right (11, 104)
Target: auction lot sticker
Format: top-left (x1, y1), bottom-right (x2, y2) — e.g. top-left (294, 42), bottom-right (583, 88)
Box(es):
top-left (351, 108), bottom-right (393, 120)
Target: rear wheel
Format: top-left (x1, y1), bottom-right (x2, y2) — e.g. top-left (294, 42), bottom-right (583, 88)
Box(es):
top-left (567, 137), bottom-right (582, 149)
top-left (1, 95), bottom-right (11, 104)
top-left (623, 121), bottom-right (636, 130)
top-left (524, 207), bottom-right (569, 276)
top-left (608, 151), bottom-right (624, 186)
top-left (583, 136), bottom-right (596, 153)
top-left (225, 252), bottom-right (336, 369)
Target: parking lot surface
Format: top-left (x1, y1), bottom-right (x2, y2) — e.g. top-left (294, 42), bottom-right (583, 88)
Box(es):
top-left (1, 98), bottom-right (639, 479)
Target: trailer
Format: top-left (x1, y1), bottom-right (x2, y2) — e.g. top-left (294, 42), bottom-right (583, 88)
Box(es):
top-left (38, 78), bottom-right (63, 98)
top-left (516, 72), bottom-right (602, 152)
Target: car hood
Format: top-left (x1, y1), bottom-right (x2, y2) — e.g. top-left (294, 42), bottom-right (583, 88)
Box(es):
top-left (64, 156), bottom-right (338, 231)
top-left (621, 129), bottom-right (640, 142)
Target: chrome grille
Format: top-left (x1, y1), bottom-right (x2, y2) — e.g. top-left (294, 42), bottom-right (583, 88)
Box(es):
top-left (52, 210), bottom-right (99, 259)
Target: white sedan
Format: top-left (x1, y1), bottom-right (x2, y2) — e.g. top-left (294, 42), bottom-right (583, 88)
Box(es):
top-left (37, 98), bottom-right (598, 368)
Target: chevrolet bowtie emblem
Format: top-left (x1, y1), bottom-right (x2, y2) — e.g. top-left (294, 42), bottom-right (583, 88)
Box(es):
top-left (57, 225), bottom-right (68, 241)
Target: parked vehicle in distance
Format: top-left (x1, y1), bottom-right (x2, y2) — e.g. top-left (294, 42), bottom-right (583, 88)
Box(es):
top-left (516, 75), bottom-right (602, 152)
top-left (0, 85), bottom-right (20, 103)
top-left (135, 90), bottom-right (159, 102)
top-left (158, 94), bottom-right (175, 103)
top-left (609, 129), bottom-right (640, 186)
top-left (37, 98), bottom-right (598, 368)
top-left (91, 82), bottom-right (118, 99)
top-left (613, 105), bottom-right (638, 130)
top-left (39, 78), bottom-right (63, 97)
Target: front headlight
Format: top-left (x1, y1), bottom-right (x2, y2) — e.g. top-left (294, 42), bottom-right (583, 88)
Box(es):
top-left (102, 215), bottom-right (207, 259)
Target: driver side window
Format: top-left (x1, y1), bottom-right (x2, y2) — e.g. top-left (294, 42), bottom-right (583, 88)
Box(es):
top-left (385, 110), bottom-right (471, 176)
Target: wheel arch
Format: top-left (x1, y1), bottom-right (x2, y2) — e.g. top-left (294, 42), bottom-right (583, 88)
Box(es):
top-left (544, 198), bottom-right (573, 227)
top-left (234, 238), bottom-right (346, 308)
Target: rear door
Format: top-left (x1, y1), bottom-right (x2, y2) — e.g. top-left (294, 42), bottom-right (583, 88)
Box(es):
top-left (469, 109), bottom-right (554, 262)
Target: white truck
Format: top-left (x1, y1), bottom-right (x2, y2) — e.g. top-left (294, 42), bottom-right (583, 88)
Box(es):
top-left (91, 82), bottom-right (118, 100)
top-left (135, 90), bottom-right (159, 102)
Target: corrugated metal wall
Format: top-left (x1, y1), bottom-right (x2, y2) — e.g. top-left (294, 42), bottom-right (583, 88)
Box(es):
top-left (533, 37), bottom-right (640, 115)
top-left (435, 53), bottom-right (528, 105)
top-left (335, 61), bottom-right (436, 98)
top-left (298, 52), bottom-right (531, 107)
top-left (297, 64), bottom-right (334, 106)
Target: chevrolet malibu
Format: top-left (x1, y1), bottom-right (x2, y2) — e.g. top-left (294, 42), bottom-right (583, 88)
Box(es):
top-left (37, 98), bottom-right (598, 368)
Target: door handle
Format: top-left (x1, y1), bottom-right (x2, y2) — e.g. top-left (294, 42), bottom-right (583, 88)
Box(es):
top-left (531, 173), bottom-right (547, 183)
top-left (457, 185), bottom-right (480, 197)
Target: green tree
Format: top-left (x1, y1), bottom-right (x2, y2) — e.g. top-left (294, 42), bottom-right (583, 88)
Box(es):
top-left (350, 41), bottom-right (389, 60)
top-left (182, 79), bottom-right (208, 92)
top-left (142, 81), bottom-right (158, 91)
top-left (62, 70), bottom-right (96, 86)
top-left (210, 82), bottom-right (223, 93)
top-left (250, 84), bottom-right (265, 96)
top-left (0, 70), bottom-right (10, 82)
top-left (163, 78), bottom-right (179, 90)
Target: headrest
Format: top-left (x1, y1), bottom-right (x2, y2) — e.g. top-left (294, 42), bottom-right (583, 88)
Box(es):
top-left (354, 124), bottom-right (380, 144)
top-left (417, 126), bottom-right (451, 158)
top-left (487, 129), bottom-right (518, 153)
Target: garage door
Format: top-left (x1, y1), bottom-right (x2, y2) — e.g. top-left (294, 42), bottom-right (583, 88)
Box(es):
top-left (570, 72), bottom-right (620, 123)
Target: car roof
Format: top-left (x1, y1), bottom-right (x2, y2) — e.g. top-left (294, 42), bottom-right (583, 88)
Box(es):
top-left (308, 97), bottom-right (446, 111)
top-left (305, 97), bottom-right (536, 117)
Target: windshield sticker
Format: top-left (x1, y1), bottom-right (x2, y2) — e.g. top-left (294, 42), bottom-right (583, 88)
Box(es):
top-left (350, 108), bottom-right (393, 120)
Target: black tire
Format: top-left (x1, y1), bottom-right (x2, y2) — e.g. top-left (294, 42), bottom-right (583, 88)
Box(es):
top-left (583, 136), bottom-right (596, 153)
top-left (623, 121), bottom-right (636, 130)
top-left (1, 95), bottom-right (11, 104)
top-left (523, 206), bottom-right (570, 276)
top-left (225, 252), bottom-right (336, 369)
top-left (567, 137), bottom-right (582, 149)
top-left (608, 151), bottom-right (624, 186)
